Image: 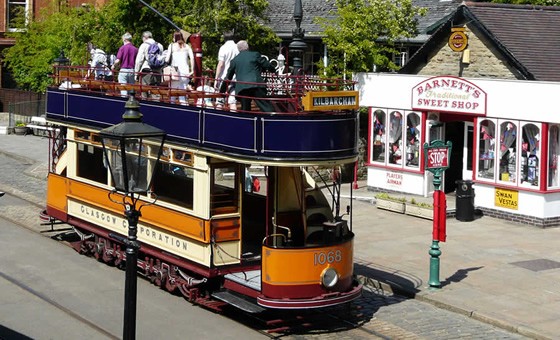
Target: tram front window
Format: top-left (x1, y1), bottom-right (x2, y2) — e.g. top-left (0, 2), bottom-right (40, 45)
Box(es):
top-left (211, 165), bottom-right (239, 215)
top-left (77, 142), bottom-right (108, 184)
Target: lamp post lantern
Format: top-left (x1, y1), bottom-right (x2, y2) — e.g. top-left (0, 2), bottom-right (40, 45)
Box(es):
top-left (99, 91), bottom-right (166, 340)
top-left (53, 48), bottom-right (71, 85)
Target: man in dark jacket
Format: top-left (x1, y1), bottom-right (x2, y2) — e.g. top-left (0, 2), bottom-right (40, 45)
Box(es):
top-left (220, 40), bottom-right (276, 112)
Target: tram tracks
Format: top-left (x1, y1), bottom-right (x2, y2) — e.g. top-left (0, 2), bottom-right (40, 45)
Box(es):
top-left (0, 271), bottom-right (120, 340)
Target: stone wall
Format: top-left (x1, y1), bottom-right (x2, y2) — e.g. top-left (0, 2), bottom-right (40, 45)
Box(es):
top-left (413, 23), bottom-right (524, 80)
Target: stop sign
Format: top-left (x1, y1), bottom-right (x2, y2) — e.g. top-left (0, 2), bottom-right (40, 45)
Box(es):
top-left (426, 147), bottom-right (449, 169)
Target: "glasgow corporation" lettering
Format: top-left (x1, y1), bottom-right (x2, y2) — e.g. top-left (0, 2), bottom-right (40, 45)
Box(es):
top-left (313, 96), bottom-right (356, 107)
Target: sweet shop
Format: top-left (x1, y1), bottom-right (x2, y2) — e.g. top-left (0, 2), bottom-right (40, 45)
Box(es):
top-left (357, 73), bottom-right (560, 227)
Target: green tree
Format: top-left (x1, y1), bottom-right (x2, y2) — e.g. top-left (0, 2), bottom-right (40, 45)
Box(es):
top-left (3, 0), bottom-right (278, 92)
top-left (316, 0), bottom-right (426, 79)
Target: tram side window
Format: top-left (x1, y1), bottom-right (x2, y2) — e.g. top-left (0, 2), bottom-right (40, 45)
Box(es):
top-left (371, 110), bottom-right (385, 163)
top-left (520, 124), bottom-right (540, 187)
top-left (388, 111), bottom-right (403, 165)
top-left (211, 165), bottom-right (239, 215)
top-left (478, 120), bottom-right (496, 180)
top-left (152, 162), bottom-right (194, 210)
top-left (76, 143), bottom-right (108, 184)
top-left (549, 125), bottom-right (560, 188)
top-left (499, 121), bottom-right (517, 183)
top-left (405, 112), bottom-right (421, 168)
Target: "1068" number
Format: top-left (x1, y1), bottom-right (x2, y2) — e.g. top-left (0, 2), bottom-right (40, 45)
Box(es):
top-left (314, 250), bottom-right (342, 266)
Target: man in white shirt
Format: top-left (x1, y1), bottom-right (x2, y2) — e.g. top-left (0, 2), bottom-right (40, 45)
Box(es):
top-left (214, 30), bottom-right (239, 110)
top-left (135, 31), bottom-right (164, 97)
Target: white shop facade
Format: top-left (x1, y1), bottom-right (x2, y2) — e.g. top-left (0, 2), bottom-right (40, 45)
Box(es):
top-left (357, 73), bottom-right (560, 227)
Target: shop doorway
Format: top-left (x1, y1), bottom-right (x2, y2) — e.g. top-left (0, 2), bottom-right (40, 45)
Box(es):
top-left (444, 122), bottom-right (465, 194)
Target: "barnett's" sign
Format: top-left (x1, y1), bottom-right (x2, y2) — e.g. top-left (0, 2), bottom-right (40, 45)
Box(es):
top-left (412, 76), bottom-right (487, 115)
top-left (302, 91), bottom-right (359, 111)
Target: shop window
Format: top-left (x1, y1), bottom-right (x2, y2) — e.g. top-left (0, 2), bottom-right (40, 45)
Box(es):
top-left (152, 162), bottom-right (194, 210)
top-left (498, 121), bottom-right (517, 184)
top-left (388, 111), bottom-right (403, 165)
top-left (549, 125), bottom-right (560, 188)
top-left (371, 110), bottom-right (385, 163)
top-left (405, 112), bottom-right (421, 168)
top-left (478, 120), bottom-right (496, 180)
top-left (520, 124), bottom-right (540, 187)
top-left (77, 142), bottom-right (108, 184)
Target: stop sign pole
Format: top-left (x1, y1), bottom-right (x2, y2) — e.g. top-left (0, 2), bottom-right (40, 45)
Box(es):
top-left (423, 140), bottom-right (452, 289)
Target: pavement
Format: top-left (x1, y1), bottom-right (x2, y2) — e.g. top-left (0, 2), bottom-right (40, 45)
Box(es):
top-left (0, 133), bottom-right (559, 340)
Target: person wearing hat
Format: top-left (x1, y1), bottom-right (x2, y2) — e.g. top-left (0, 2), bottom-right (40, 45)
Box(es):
top-left (165, 30), bottom-right (195, 104)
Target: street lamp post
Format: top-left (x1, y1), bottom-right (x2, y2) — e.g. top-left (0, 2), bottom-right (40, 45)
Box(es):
top-left (53, 48), bottom-right (71, 85)
top-left (99, 92), bottom-right (166, 340)
top-left (289, 0), bottom-right (307, 76)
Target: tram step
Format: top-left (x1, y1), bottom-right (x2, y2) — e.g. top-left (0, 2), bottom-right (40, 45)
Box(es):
top-left (211, 290), bottom-right (265, 313)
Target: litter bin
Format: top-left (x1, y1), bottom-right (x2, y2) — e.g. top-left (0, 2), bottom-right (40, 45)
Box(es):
top-left (455, 180), bottom-right (475, 221)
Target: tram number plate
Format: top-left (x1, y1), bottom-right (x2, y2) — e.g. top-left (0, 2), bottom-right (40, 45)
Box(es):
top-left (314, 250), bottom-right (342, 266)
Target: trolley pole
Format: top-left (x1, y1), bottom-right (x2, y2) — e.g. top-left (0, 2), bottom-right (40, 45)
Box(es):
top-left (424, 140), bottom-right (452, 290)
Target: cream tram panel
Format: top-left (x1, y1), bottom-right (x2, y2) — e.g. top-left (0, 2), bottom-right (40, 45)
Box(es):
top-left (68, 199), bottom-right (212, 266)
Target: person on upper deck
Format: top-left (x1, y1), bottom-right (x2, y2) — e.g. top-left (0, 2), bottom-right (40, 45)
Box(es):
top-left (165, 30), bottom-right (195, 105)
top-left (112, 32), bottom-right (138, 96)
top-left (135, 31), bottom-right (164, 97)
top-left (214, 30), bottom-right (239, 111)
top-left (219, 40), bottom-right (275, 113)
top-left (87, 43), bottom-right (112, 81)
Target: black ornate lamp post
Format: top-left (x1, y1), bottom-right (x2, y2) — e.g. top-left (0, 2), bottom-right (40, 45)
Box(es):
top-left (99, 92), bottom-right (166, 340)
top-left (53, 48), bottom-right (71, 84)
top-left (289, 0), bottom-right (307, 76)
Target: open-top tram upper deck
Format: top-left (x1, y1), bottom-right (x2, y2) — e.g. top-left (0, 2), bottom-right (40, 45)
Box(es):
top-left (47, 66), bottom-right (359, 165)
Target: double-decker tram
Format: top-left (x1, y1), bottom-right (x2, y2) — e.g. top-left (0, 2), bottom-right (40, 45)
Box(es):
top-left (44, 39), bottom-right (361, 313)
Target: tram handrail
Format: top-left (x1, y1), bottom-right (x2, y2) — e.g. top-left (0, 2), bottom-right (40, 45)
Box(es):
top-left (51, 65), bottom-right (356, 115)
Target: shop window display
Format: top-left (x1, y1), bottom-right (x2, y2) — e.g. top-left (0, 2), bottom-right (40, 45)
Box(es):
top-left (478, 120), bottom-right (495, 180)
top-left (549, 125), bottom-right (560, 188)
top-left (499, 121), bottom-right (517, 183)
top-left (371, 110), bottom-right (385, 163)
top-left (406, 113), bottom-right (421, 167)
top-left (388, 111), bottom-right (403, 165)
top-left (520, 124), bottom-right (539, 186)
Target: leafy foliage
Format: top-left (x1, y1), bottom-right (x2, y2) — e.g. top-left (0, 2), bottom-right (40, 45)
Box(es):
top-left (3, 0), bottom-right (279, 92)
top-left (316, 0), bottom-right (426, 79)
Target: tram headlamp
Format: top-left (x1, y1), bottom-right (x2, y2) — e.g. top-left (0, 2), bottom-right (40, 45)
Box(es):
top-left (321, 268), bottom-right (339, 288)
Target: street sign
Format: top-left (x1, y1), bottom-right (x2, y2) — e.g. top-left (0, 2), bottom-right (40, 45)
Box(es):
top-left (427, 147), bottom-right (449, 169)
top-left (423, 140), bottom-right (452, 174)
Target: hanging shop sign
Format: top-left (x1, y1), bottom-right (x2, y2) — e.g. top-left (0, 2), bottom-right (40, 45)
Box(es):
top-left (412, 76), bottom-right (487, 115)
top-left (495, 187), bottom-right (518, 210)
top-left (449, 28), bottom-right (468, 52)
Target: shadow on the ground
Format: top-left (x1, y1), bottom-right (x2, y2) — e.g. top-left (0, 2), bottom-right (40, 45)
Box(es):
top-left (0, 324), bottom-right (33, 340)
top-left (354, 260), bottom-right (422, 297)
top-left (440, 266), bottom-right (483, 287)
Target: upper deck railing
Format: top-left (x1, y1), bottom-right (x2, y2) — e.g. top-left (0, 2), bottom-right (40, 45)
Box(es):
top-left (51, 65), bottom-right (358, 115)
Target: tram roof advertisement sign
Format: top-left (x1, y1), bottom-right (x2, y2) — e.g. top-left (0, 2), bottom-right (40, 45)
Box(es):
top-left (412, 76), bottom-right (487, 115)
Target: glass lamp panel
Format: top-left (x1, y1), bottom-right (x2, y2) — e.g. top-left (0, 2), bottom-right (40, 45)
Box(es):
top-left (102, 136), bottom-right (126, 192)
